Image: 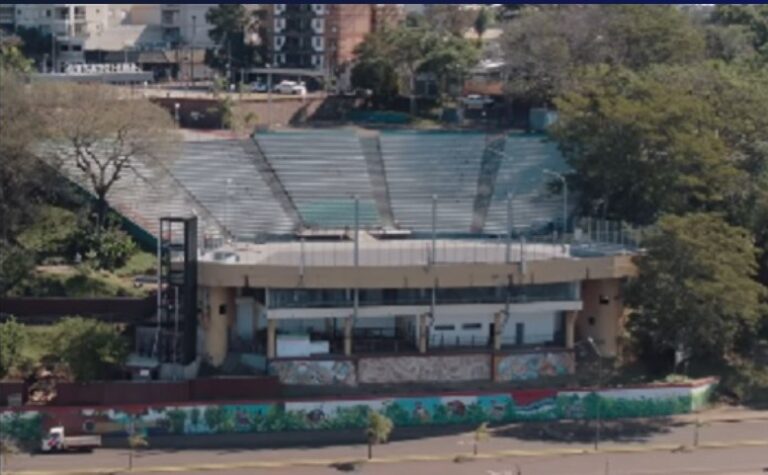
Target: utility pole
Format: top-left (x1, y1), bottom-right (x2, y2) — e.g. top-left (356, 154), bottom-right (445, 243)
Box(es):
top-left (190, 15), bottom-right (197, 87)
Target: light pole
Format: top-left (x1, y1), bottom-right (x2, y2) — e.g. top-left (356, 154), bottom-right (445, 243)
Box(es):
top-left (580, 337), bottom-right (604, 451)
top-left (190, 15), bottom-right (197, 87)
top-left (544, 169), bottom-right (568, 236)
top-left (174, 103), bottom-right (180, 125)
top-left (266, 63), bottom-right (273, 127)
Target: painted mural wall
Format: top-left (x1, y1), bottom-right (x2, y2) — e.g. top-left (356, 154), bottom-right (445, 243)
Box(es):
top-left (357, 354), bottom-right (491, 384)
top-left (269, 360), bottom-right (357, 386)
top-left (0, 380), bottom-right (716, 444)
top-left (494, 351), bottom-right (574, 382)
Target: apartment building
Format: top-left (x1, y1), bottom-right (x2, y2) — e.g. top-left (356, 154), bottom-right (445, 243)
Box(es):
top-left (158, 4), bottom-right (216, 48)
top-left (267, 4), bottom-right (373, 71)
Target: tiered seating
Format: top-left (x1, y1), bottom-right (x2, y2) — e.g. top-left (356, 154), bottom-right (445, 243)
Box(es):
top-left (483, 134), bottom-right (566, 234)
top-left (169, 133), bottom-right (294, 239)
top-left (254, 131), bottom-right (380, 229)
top-left (379, 131), bottom-right (487, 232)
top-left (52, 141), bottom-right (224, 240)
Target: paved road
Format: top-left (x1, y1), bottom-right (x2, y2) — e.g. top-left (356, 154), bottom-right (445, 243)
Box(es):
top-left (6, 417), bottom-right (768, 475)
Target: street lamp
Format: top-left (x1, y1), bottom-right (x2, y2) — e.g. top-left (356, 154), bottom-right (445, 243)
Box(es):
top-left (265, 62), bottom-right (273, 127)
top-left (543, 169), bottom-right (568, 236)
top-left (576, 337), bottom-right (604, 451)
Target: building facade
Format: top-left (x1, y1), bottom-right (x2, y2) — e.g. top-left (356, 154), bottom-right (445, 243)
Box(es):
top-left (267, 3), bottom-right (373, 72)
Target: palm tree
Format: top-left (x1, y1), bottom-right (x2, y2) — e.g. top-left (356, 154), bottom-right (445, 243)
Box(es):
top-left (127, 433), bottom-right (148, 471)
top-left (365, 412), bottom-right (393, 460)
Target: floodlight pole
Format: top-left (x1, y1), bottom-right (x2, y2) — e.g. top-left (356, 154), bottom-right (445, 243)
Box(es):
top-left (431, 194), bottom-right (437, 265)
top-left (353, 195), bottom-right (359, 318)
top-left (505, 191), bottom-right (513, 264)
top-left (586, 337), bottom-right (604, 451)
top-left (544, 169), bottom-right (568, 237)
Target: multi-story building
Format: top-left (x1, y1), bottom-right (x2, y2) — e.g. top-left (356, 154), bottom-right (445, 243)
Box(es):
top-left (0, 4), bottom-right (15, 32)
top-left (372, 4), bottom-right (406, 32)
top-left (159, 4), bottom-right (215, 48)
top-left (13, 4), bottom-right (114, 70)
top-left (268, 4), bottom-right (372, 72)
top-left (54, 127), bottom-right (639, 387)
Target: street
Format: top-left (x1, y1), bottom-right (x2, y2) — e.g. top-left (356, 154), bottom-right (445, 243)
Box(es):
top-left (6, 416), bottom-right (767, 475)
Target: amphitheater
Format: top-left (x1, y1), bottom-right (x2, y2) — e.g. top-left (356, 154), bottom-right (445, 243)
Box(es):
top-left (59, 128), bottom-right (570, 242)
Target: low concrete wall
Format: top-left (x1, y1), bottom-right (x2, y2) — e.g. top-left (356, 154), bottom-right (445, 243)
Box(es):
top-left (494, 350), bottom-right (574, 382)
top-left (270, 359), bottom-right (357, 386)
top-left (0, 379), bottom-right (717, 444)
top-left (358, 354), bottom-right (491, 384)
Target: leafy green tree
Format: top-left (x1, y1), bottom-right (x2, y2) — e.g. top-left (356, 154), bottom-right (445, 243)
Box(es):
top-left (474, 8), bottom-right (492, 42)
top-left (365, 412), bottom-right (393, 460)
top-left (51, 317), bottom-right (128, 381)
top-left (68, 219), bottom-right (137, 271)
top-left (0, 37), bottom-right (32, 73)
top-left (0, 317), bottom-right (27, 379)
top-left (353, 27), bottom-right (478, 113)
top-left (709, 4), bottom-right (768, 63)
top-left (15, 26), bottom-right (53, 71)
top-left (206, 4), bottom-right (265, 80)
top-left (627, 213), bottom-right (766, 369)
top-left (552, 64), bottom-right (763, 225)
top-left (127, 432), bottom-right (148, 471)
top-left (502, 5), bottom-right (705, 104)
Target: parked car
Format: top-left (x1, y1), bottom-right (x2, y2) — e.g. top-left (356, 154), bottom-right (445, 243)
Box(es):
top-left (273, 80), bottom-right (307, 95)
top-left (41, 427), bottom-right (101, 453)
top-left (249, 81), bottom-right (268, 93)
top-left (461, 94), bottom-right (493, 109)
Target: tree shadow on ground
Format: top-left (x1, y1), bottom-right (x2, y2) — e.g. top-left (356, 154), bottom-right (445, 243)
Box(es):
top-left (493, 418), bottom-right (681, 444)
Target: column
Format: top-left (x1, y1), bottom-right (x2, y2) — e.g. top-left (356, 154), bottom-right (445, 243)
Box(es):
top-left (565, 311), bottom-right (577, 349)
top-left (267, 319), bottom-right (277, 359)
top-left (344, 316), bottom-right (353, 356)
top-left (418, 313), bottom-right (428, 354)
top-left (205, 287), bottom-right (230, 367)
top-left (493, 311), bottom-right (504, 351)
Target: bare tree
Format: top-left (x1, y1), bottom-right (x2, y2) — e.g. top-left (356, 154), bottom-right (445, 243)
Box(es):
top-left (40, 84), bottom-right (179, 229)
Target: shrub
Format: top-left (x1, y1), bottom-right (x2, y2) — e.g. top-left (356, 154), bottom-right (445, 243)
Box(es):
top-left (50, 317), bottom-right (128, 381)
top-left (0, 317), bottom-right (27, 379)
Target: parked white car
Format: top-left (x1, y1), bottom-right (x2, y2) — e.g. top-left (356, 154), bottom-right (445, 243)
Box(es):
top-left (461, 94), bottom-right (493, 109)
top-left (273, 80), bottom-right (307, 95)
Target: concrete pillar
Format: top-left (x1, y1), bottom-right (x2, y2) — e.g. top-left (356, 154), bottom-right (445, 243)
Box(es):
top-left (418, 313), bottom-right (428, 354)
top-left (344, 317), bottom-right (353, 356)
top-left (493, 311), bottom-right (504, 351)
top-left (565, 311), bottom-right (577, 349)
top-left (267, 319), bottom-right (277, 359)
top-left (205, 287), bottom-right (232, 367)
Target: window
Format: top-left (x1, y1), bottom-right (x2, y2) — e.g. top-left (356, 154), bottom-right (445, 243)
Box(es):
top-left (434, 325), bottom-right (455, 331)
top-left (588, 316), bottom-right (596, 326)
top-left (462, 323), bottom-right (482, 330)
top-left (218, 304), bottom-right (227, 315)
top-left (72, 45), bottom-right (82, 52)
top-left (45, 9), bottom-right (51, 17)
top-left (599, 295), bottom-right (610, 305)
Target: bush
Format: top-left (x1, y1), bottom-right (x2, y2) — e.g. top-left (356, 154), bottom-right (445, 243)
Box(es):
top-left (69, 221), bottom-right (137, 271)
top-left (50, 317), bottom-right (128, 381)
top-left (0, 317), bottom-right (27, 379)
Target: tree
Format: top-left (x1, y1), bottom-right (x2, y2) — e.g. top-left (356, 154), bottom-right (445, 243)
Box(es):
top-left (0, 48), bottom-right (64, 295)
top-left (709, 5), bottom-right (768, 63)
top-left (0, 318), bottom-right (27, 379)
top-left (626, 213), bottom-right (766, 370)
top-left (502, 5), bottom-right (705, 105)
top-left (206, 4), bottom-right (265, 80)
top-left (365, 412), bottom-right (393, 460)
top-left (40, 84), bottom-right (179, 229)
top-left (424, 5), bottom-right (475, 37)
top-left (552, 64), bottom-right (758, 225)
top-left (473, 422), bottom-right (489, 455)
top-left (127, 432), bottom-right (148, 471)
top-left (353, 27), bottom-right (478, 113)
top-left (15, 26), bottom-right (53, 71)
top-left (474, 8), bottom-right (492, 42)
top-left (51, 317), bottom-right (128, 381)
top-left (0, 36), bottom-right (32, 73)
top-left (351, 59), bottom-right (398, 108)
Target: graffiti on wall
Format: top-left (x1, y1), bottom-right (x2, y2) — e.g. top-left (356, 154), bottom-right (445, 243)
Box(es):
top-left (0, 381), bottom-right (716, 444)
top-left (495, 351), bottom-right (574, 382)
top-left (270, 360), bottom-right (357, 386)
top-left (358, 354), bottom-right (491, 384)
